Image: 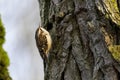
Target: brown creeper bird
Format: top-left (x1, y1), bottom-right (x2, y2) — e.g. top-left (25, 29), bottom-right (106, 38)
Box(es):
top-left (35, 26), bottom-right (52, 60)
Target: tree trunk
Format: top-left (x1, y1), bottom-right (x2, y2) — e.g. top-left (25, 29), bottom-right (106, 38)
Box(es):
top-left (38, 0), bottom-right (120, 80)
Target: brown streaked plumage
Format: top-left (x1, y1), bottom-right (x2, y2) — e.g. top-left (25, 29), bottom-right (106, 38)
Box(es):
top-left (35, 26), bottom-right (52, 59)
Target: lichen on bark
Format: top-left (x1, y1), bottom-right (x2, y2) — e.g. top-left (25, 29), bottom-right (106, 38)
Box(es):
top-left (38, 0), bottom-right (120, 80)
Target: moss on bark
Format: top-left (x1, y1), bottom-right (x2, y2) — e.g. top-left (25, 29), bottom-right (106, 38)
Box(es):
top-left (0, 18), bottom-right (11, 80)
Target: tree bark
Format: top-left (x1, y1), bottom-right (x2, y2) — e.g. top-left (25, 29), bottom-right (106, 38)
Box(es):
top-left (38, 0), bottom-right (120, 80)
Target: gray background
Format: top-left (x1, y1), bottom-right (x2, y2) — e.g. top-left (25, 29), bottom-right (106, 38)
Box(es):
top-left (0, 0), bottom-right (44, 80)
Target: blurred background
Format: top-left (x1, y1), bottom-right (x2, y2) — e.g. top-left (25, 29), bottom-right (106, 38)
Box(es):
top-left (0, 0), bottom-right (44, 80)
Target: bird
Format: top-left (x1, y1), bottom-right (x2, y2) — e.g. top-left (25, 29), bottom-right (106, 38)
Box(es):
top-left (35, 26), bottom-right (52, 69)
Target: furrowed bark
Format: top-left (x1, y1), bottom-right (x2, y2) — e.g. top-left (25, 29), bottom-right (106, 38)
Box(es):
top-left (38, 0), bottom-right (120, 80)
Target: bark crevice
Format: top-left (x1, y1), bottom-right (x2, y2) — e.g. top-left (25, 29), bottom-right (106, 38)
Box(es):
top-left (37, 0), bottom-right (120, 80)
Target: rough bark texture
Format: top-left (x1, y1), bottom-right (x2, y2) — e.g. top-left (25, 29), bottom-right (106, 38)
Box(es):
top-left (38, 0), bottom-right (120, 80)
